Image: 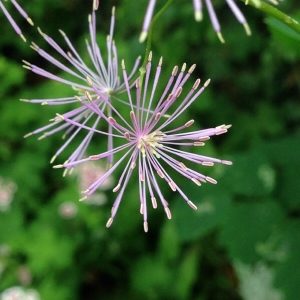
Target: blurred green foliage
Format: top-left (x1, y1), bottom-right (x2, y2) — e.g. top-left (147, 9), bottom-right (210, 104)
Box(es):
top-left (0, 0), bottom-right (300, 299)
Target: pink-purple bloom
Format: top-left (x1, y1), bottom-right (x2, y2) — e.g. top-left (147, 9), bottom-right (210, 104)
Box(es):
top-left (140, 0), bottom-right (251, 43)
top-left (53, 53), bottom-right (232, 232)
top-left (0, 0), bottom-right (33, 41)
top-left (22, 2), bottom-right (140, 167)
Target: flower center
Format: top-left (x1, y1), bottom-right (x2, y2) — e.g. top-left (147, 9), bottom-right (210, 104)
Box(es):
top-left (137, 131), bottom-right (164, 158)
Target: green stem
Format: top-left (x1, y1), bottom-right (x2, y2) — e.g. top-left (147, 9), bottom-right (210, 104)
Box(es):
top-left (241, 0), bottom-right (300, 35)
top-left (139, 0), bottom-right (174, 83)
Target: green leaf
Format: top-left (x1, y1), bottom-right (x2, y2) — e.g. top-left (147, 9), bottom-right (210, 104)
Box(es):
top-left (219, 201), bottom-right (285, 264)
top-left (174, 183), bottom-right (232, 242)
top-left (265, 16), bottom-right (300, 60)
top-left (274, 221), bottom-right (300, 300)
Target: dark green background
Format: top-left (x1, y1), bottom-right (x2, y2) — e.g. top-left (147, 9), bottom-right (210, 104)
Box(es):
top-left (0, 0), bottom-right (299, 299)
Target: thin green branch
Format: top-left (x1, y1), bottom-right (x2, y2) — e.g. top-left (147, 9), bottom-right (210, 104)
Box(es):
top-left (139, 0), bottom-right (173, 81)
top-left (241, 0), bottom-right (300, 35)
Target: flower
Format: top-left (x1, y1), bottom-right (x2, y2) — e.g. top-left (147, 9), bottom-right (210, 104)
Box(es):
top-left (22, 1), bottom-right (140, 168)
top-left (54, 53), bottom-right (232, 232)
top-left (58, 202), bottom-right (78, 219)
top-left (0, 177), bottom-right (17, 212)
top-left (0, 286), bottom-right (40, 300)
top-left (0, 0), bottom-right (33, 41)
top-left (77, 162), bottom-right (114, 206)
top-left (140, 0), bottom-right (250, 43)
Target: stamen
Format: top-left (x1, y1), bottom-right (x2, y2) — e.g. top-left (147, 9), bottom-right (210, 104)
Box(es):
top-left (199, 136), bottom-right (210, 141)
top-left (50, 155), bottom-right (56, 164)
top-left (188, 64), bottom-right (196, 74)
top-left (113, 184), bottom-right (121, 192)
top-left (194, 142), bottom-right (205, 146)
top-left (144, 221), bottom-right (148, 232)
top-left (155, 112), bottom-right (161, 121)
top-left (79, 196), bottom-right (87, 202)
top-left (106, 218), bottom-right (113, 228)
top-left (179, 162), bottom-right (187, 170)
top-left (185, 120), bottom-right (194, 127)
top-left (191, 178), bottom-right (201, 186)
top-left (172, 66), bottom-right (178, 76)
top-left (244, 23), bottom-right (251, 36)
top-left (222, 160), bottom-right (233, 165)
top-left (164, 207), bottom-right (172, 219)
top-left (89, 155), bottom-right (99, 160)
top-left (168, 181), bottom-right (176, 191)
top-left (157, 169), bottom-right (164, 178)
top-left (206, 177), bottom-right (217, 184)
top-left (204, 79), bottom-right (211, 87)
top-left (217, 32), bottom-right (225, 44)
top-left (181, 63), bottom-right (186, 72)
top-left (187, 201), bottom-right (197, 210)
top-left (193, 79), bottom-right (201, 90)
top-left (124, 132), bottom-right (130, 140)
top-left (151, 197), bottom-right (157, 209)
top-left (108, 117), bottom-right (116, 125)
top-left (53, 164), bottom-right (63, 169)
top-left (159, 57), bottom-right (163, 66)
top-left (140, 173), bottom-right (145, 181)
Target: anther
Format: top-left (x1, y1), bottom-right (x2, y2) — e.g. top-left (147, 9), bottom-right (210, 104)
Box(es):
top-left (144, 221), bottom-right (148, 232)
top-left (106, 218), bottom-right (114, 228)
top-left (185, 120), bottom-right (194, 127)
top-left (217, 32), bottom-right (225, 44)
top-left (222, 160), bottom-right (233, 165)
top-left (204, 79), bottom-right (211, 87)
top-left (89, 155), bottom-right (99, 160)
top-left (187, 200), bottom-right (198, 210)
top-left (164, 207), bottom-right (172, 219)
top-left (113, 184), bottom-right (121, 192)
top-left (79, 196), bottom-right (87, 202)
top-left (172, 66), bottom-right (178, 76)
top-left (159, 57), bottom-right (163, 66)
top-left (188, 64), bottom-right (196, 74)
top-left (193, 79), bottom-right (201, 90)
top-left (151, 197), bottom-right (157, 209)
top-left (206, 177), bottom-right (217, 184)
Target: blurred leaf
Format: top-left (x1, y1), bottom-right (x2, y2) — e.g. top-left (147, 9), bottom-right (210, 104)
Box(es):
top-left (158, 220), bottom-right (180, 262)
top-left (274, 221), bottom-right (300, 300)
top-left (25, 223), bottom-right (74, 276)
top-left (174, 183), bottom-right (232, 242)
top-left (265, 16), bottom-right (300, 60)
top-left (175, 246), bottom-right (200, 300)
top-left (219, 201), bottom-right (285, 264)
top-left (131, 255), bottom-right (171, 299)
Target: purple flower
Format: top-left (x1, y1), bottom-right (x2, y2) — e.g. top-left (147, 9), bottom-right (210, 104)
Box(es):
top-left (140, 0), bottom-right (250, 43)
top-left (22, 1), bottom-right (140, 168)
top-left (0, 0), bottom-right (33, 41)
top-left (53, 53), bottom-right (232, 232)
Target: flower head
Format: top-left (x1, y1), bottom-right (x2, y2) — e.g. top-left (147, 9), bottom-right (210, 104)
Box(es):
top-left (54, 53), bottom-right (232, 232)
top-left (22, 1), bottom-right (140, 167)
top-left (0, 0), bottom-right (33, 41)
top-left (140, 0), bottom-right (251, 43)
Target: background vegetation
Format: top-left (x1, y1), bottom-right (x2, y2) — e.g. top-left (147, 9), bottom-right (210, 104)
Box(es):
top-left (0, 0), bottom-right (299, 299)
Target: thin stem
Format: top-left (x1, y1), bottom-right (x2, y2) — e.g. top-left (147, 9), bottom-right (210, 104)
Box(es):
top-left (139, 0), bottom-right (174, 82)
top-left (242, 0), bottom-right (300, 35)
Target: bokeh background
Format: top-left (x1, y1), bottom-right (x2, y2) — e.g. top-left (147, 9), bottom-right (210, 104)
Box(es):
top-left (0, 0), bottom-right (300, 299)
